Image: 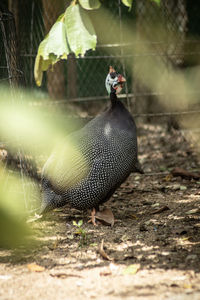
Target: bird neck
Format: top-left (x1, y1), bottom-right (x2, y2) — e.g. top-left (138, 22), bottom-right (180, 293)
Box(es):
top-left (110, 92), bottom-right (118, 107)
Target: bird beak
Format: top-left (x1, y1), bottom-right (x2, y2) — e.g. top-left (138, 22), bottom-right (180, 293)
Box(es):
top-left (114, 74), bottom-right (126, 94)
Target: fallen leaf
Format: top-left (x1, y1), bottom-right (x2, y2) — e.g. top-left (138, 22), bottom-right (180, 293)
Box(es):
top-left (171, 167), bottom-right (200, 180)
top-left (67, 234), bottom-right (74, 240)
top-left (130, 214), bottom-right (138, 219)
top-left (121, 234), bottom-right (129, 242)
top-left (151, 203), bottom-right (160, 208)
top-left (122, 264), bottom-right (140, 275)
top-left (95, 208), bottom-right (115, 226)
top-left (90, 243), bottom-right (98, 247)
top-left (27, 263), bottom-right (45, 272)
top-left (98, 239), bottom-right (113, 261)
top-left (186, 208), bottom-right (200, 215)
top-left (151, 205), bottom-right (170, 215)
top-left (164, 174), bottom-right (173, 181)
top-left (100, 271), bottom-right (112, 276)
top-left (50, 273), bottom-right (82, 279)
top-left (181, 236), bottom-right (192, 241)
top-left (180, 185), bottom-right (187, 191)
top-left (171, 184), bottom-right (181, 191)
top-left (183, 283), bottom-right (193, 289)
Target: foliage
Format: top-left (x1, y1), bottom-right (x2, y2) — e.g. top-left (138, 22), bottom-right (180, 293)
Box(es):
top-left (0, 87), bottom-right (80, 248)
top-left (34, 1), bottom-right (98, 86)
top-left (151, 0), bottom-right (160, 4)
top-left (0, 168), bottom-right (32, 248)
top-left (121, 0), bottom-right (133, 10)
top-left (65, 4), bottom-right (96, 57)
top-left (73, 219), bottom-right (88, 246)
top-left (34, 14), bottom-right (69, 87)
top-left (34, 0), bottom-right (160, 86)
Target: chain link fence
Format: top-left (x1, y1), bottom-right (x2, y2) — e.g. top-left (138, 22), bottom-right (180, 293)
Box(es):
top-left (0, 10), bottom-right (24, 87)
top-left (0, 0), bottom-right (200, 117)
top-left (0, 0), bottom-right (200, 213)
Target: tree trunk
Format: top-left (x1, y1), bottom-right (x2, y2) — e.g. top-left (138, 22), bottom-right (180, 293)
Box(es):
top-left (42, 0), bottom-right (66, 99)
top-left (67, 53), bottom-right (77, 99)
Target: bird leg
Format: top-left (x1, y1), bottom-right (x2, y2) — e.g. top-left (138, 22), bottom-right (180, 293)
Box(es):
top-left (88, 207), bottom-right (97, 226)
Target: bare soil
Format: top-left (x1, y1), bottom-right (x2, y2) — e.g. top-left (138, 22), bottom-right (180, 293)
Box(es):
top-left (1, 124), bottom-right (200, 300)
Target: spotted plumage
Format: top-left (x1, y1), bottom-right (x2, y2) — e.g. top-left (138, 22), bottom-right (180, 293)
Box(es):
top-left (40, 67), bottom-right (142, 213)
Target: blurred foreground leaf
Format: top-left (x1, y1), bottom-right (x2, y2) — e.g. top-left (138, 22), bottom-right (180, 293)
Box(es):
top-left (0, 87), bottom-right (80, 248)
top-left (0, 88), bottom-right (79, 158)
top-left (0, 167), bottom-right (35, 248)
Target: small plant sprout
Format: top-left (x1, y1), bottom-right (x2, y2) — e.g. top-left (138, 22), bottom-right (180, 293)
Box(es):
top-left (73, 220), bottom-right (88, 246)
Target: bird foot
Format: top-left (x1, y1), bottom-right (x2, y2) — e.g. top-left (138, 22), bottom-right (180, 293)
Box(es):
top-left (88, 207), bottom-right (115, 226)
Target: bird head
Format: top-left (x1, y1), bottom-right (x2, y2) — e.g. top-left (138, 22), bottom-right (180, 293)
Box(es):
top-left (105, 66), bottom-right (126, 95)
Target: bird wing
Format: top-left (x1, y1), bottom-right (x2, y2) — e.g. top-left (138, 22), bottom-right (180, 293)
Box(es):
top-left (42, 136), bottom-right (90, 192)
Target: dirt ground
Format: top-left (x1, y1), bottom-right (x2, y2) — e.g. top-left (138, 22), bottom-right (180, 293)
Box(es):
top-left (0, 124), bottom-right (200, 300)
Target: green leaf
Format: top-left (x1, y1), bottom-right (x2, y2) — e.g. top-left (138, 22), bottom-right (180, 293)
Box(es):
top-left (151, 0), bottom-right (160, 5)
top-left (122, 264), bottom-right (140, 275)
top-left (38, 21), bottom-right (69, 59)
top-left (78, 219), bottom-right (83, 227)
top-left (34, 14), bottom-right (69, 86)
top-left (90, 243), bottom-right (98, 247)
top-left (180, 185), bottom-right (187, 191)
top-left (34, 3), bottom-right (97, 86)
top-left (79, 0), bottom-right (101, 10)
top-left (65, 4), bottom-right (97, 57)
top-left (121, 0), bottom-right (133, 9)
top-left (73, 220), bottom-right (78, 226)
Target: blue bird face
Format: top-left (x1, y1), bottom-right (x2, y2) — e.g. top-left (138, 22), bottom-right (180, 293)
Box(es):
top-left (105, 66), bottom-right (126, 94)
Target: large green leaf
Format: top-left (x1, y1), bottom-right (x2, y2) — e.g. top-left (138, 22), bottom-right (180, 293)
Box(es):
top-left (34, 14), bottom-right (69, 87)
top-left (151, 0), bottom-right (160, 5)
top-left (34, 3), bottom-right (97, 86)
top-left (79, 0), bottom-right (101, 10)
top-left (38, 21), bottom-right (69, 60)
top-left (122, 0), bottom-right (133, 9)
top-left (65, 4), bottom-right (97, 57)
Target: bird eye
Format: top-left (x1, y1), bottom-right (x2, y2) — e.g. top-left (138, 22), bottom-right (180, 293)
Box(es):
top-left (110, 72), bottom-right (117, 79)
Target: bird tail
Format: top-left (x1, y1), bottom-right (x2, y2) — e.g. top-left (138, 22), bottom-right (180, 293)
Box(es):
top-left (0, 147), bottom-right (41, 182)
top-left (133, 160), bottom-right (144, 174)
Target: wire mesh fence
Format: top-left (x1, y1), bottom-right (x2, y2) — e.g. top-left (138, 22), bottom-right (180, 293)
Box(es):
top-left (0, 10), bottom-right (24, 87)
top-left (0, 0), bottom-right (200, 116)
top-left (0, 0), bottom-right (200, 218)
top-left (0, 0), bottom-right (200, 217)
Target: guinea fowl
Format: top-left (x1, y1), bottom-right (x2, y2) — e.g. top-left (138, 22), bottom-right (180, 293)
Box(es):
top-left (41, 66), bottom-right (143, 224)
